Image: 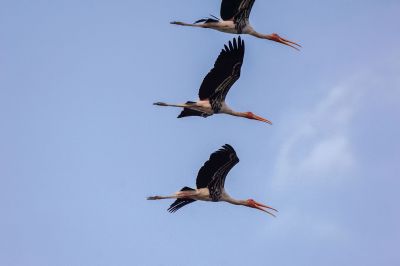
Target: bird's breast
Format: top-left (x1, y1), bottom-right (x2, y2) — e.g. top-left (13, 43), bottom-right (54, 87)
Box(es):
top-left (219, 103), bottom-right (234, 115)
top-left (241, 24), bottom-right (254, 34)
top-left (220, 191), bottom-right (232, 202)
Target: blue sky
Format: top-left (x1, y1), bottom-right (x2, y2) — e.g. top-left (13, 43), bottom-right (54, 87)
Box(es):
top-left (1, 1), bottom-right (400, 265)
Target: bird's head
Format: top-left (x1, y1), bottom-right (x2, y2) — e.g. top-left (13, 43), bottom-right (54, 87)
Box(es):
top-left (246, 199), bottom-right (278, 217)
top-left (244, 112), bottom-right (272, 124)
top-left (267, 33), bottom-right (301, 51)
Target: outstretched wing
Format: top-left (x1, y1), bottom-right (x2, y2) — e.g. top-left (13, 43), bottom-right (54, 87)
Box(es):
top-left (198, 37), bottom-right (245, 112)
top-left (220, 0), bottom-right (256, 21)
top-left (168, 187), bottom-right (196, 213)
top-left (220, 0), bottom-right (242, 20)
top-left (196, 144), bottom-right (239, 201)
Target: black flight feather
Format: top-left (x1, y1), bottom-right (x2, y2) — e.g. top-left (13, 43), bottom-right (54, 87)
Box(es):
top-left (168, 187), bottom-right (196, 213)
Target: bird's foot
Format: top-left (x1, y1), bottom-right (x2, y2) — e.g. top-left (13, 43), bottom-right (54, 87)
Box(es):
top-left (170, 21), bottom-right (185, 26)
top-left (153, 102), bottom-right (168, 106)
top-left (147, 196), bottom-right (161, 200)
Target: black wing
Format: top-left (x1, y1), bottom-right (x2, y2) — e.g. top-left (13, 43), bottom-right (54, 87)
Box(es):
top-left (168, 187), bottom-right (196, 213)
top-left (177, 108), bottom-right (209, 118)
top-left (220, 0), bottom-right (242, 20)
top-left (196, 144), bottom-right (239, 201)
top-left (177, 101), bottom-right (210, 118)
top-left (198, 37), bottom-right (245, 112)
top-left (220, 0), bottom-right (255, 21)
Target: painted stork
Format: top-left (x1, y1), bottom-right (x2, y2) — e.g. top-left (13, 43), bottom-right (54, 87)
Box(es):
top-left (153, 37), bottom-right (272, 124)
top-left (147, 144), bottom-right (277, 216)
top-left (170, 0), bottom-right (301, 50)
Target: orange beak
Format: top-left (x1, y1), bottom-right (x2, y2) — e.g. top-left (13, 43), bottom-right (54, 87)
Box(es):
top-left (252, 201), bottom-right (278, 217)
top-left (269, 33), bottom-right (301, 51)
top-left (253, 114), bottom-right (273, 125)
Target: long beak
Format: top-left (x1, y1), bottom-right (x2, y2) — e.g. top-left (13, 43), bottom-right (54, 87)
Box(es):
top-left (270, 34), bottom-right (302, 51)
top-left (254, 201), bottom-right (278, 217)
top-left (253, 114), bottom-right (273, 125)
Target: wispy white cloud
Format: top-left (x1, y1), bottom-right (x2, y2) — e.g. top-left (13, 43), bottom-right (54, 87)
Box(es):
top-left (272, 83), bottom-right (363, 187)
top-left (266, 58), bottom-right (400, 242)
top-left (261, 83), bottom-right (366, 241)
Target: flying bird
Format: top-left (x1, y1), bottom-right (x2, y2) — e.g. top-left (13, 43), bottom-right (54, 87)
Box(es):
top-left (147, 144), bottom-right (277, 216)
top-left (170, 0), bottom-right (301, 50)
top-left (154, 37), bottom-right (272, 124)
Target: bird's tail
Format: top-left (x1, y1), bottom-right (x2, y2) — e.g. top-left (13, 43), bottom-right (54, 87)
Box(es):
top-left (177, 101), bottom-right (209, 118)
top-left (167, 187), bottom-right (197, 213)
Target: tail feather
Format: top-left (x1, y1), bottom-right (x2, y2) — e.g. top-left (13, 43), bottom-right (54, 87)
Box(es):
top-left (178, 108), bottom-right (209, 118)
top-left (168, 187), bottom-right (196, 213)
top-left (177, 101), bottom-right (209, 118)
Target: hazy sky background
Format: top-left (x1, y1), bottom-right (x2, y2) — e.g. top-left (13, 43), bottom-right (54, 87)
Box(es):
top-left (1, 1), bottom-right (400, 265)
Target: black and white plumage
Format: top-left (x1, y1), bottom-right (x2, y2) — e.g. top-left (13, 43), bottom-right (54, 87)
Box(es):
top-left (220, 0), bottom-right (255, 34)
top-left (147, 144), bottom-right (277, 216)
top-left (168, 145), bottom-right (238, 212)
top-left (171, 0), bottom-right (301, 50)
top-left (153, 37), bottom-right (272, 124)
top-left (196, 144), bottom-right (239, 202)
top-left (199, 36), bottom-right (244, 113)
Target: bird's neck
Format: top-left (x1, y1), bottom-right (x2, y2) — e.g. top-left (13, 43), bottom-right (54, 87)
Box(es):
top-left (224, 195), bottom-right (247, 206)
top-left (228, 110), bottom-right (249, 119)
top-left (248, 30), bottom-right (272, 40)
